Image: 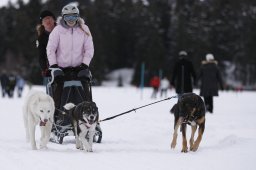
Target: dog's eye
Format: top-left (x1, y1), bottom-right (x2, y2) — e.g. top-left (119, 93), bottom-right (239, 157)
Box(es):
top-left (40, 110), bottom-right (43, 112)
top-left (48, 110), bottom-right (50, 113)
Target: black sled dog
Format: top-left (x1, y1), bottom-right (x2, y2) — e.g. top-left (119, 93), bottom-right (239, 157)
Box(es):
top-left (64, 101), bottom-right (99, 152)
top-left (170, 93), bottom-right (206, 152)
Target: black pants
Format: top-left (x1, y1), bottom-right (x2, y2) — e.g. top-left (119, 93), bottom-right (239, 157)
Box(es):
top-left (2, 87), bottom-right (7, 97)
top-left (160, 88), bottom-right (168, 98)
top-left (151, 87), bottom-right (158, 99)
top-left (53, 80), bottom-right (91, 109)
top-left (52, 68), bottom-right (92, 110)
top-left (204, 96), bottom-right (213, 113)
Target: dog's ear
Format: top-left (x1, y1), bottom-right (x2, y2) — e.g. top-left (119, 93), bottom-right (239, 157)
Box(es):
top-left (76, 104), bottom-right (84, 119)
top-left (170, 104), bottom-right (177, 114)
top-left (198, 97), bottom-right (206, 115)
top-left (92, 102), bottom-right (97, 107)
top-left (92, 102), bottom-right (98, 111)
top-left (32, 95), bottom-right (42, 109)
top-left (35, 95), bottom-right (42, 104)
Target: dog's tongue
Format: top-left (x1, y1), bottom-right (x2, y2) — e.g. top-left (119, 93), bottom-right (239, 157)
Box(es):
top-left (40, 121), bottom-right (46, 126)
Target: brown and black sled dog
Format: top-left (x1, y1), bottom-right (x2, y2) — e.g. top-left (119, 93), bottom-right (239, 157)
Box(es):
top-left (170, 93), bottom-right (206, 152)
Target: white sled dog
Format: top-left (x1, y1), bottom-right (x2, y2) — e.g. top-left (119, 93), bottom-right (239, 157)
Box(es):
top-left (23, 91), bottom-right (55, 150)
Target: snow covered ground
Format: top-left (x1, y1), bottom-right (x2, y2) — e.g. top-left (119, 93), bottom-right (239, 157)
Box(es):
top-left (0, 86), bottom-right (255, 170)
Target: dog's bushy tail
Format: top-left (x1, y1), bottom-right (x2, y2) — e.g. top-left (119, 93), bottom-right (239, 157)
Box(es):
top-left (63, 103), bottom-right (76, 111)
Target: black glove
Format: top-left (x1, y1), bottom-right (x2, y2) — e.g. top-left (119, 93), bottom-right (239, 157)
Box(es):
top-left (79, 63), bottom-right (89, 70)
top-left (49, 64), bottom-right (59, 68)
top-left (49, 64), bottom-right (64, 82)
top-left (77, 64), bottom-right (91, 80)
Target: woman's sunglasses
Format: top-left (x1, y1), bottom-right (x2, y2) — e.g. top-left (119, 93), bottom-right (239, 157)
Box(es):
top-left (63, 14), bottom-right (79, 22)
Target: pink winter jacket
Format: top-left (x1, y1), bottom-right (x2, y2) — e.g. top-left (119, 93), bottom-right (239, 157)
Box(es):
top-left (47, 18), bottom-right (94, 68)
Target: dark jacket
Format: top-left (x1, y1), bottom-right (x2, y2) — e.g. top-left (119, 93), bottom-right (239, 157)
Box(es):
top-left (198, 60), bottom-right (223, 97)
top-left (171, 58), bottom-right (196, 94)
top-left (8, 74), bottom-right (16, 90)
top-left (37, 31), bottom-right (50, 75)
top-left (1, 74), bottom-right (9, 88)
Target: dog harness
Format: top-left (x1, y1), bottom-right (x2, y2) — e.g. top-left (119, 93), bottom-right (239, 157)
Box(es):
top-left (183, 114), bottom-right (198, 126)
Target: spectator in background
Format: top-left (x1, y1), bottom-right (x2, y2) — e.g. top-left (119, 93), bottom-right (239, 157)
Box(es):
top-left (16, 75), bottom-right (25, 98)
top-left (7, 73), bottom-right (16, 98)
top-left (36, 10), bottom-right (56, 86)
top-left (171, 51), bottom-right (196, 95)
top-left (150, 75), bottom-right (160, 99)
top-left (198, 53), bottom-right (224, 113)
top-left (160, 77), bottom-right (170, 98)
top-left (0, 71), bottom-right (9, 97)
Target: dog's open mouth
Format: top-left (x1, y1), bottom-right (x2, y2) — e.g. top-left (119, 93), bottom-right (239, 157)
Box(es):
top-left (88, 120), bottom-right (95, 125)
top-left (40, 121), bottom-right (46, 126)
top-left (40, 119), bottom-right (48, 126)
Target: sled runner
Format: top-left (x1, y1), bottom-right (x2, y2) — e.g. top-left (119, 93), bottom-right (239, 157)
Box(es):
top-left (47, 67), bottom-right (102, 144)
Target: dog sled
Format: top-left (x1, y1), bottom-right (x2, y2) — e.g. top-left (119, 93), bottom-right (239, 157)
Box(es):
top-left (47, 67), bottom-right (102, 144)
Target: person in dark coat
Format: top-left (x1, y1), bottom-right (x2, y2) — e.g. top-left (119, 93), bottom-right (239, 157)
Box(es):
top-left (198, 54), bottom-right (224, 113)
top-left (36, 10), bottom-right (56, 85)
top-left (7, 74), bottom-right (16, 98)
top-left (0, 72), bottom-right (9, 97)
top-left (171, 51), bottom-right (196, 95)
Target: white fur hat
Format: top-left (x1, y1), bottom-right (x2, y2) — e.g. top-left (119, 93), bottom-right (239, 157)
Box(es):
top-left (62, 4), bottom-right (79, 16)
top-left (206, 53), bottom-right (214, 61)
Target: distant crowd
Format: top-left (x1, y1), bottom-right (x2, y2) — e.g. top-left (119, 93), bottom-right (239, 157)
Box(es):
top-left (0, 72), bottom-right (25, 98)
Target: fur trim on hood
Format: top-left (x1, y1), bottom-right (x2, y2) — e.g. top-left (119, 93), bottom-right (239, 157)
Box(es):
top-left (201, 60), bottom-right (218, 65)
top-left (56, 16), bottom-right (90, 36)
top-left (56, 16), bottom-right (84, 27)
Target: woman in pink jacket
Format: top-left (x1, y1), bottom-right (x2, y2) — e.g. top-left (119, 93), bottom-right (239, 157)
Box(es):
top-left (47, 4), bottom-right (94, 109)
top-left (47, 4), bottom-right (94, 69)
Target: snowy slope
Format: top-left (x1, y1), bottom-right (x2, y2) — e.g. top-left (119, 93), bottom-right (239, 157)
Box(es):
top-left (0, 86), bottom-right (255, 170)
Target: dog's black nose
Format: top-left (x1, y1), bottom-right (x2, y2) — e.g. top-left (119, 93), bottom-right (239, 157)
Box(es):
top-left (89, 116), bottom-right (94, 120)
top-left (44, 119), bottom-right (48, 123)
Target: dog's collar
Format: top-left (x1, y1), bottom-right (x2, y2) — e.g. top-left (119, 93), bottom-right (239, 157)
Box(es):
top-left (183, 115), bottom-right (198, 126)
top-left (185, 120), bottom-right (197, 126)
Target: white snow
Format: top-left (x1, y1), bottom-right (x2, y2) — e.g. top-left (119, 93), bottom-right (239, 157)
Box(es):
top-left (0, 86), bottom-right (255, 170)
top-left (102, 68), bottom-right (134, 87)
